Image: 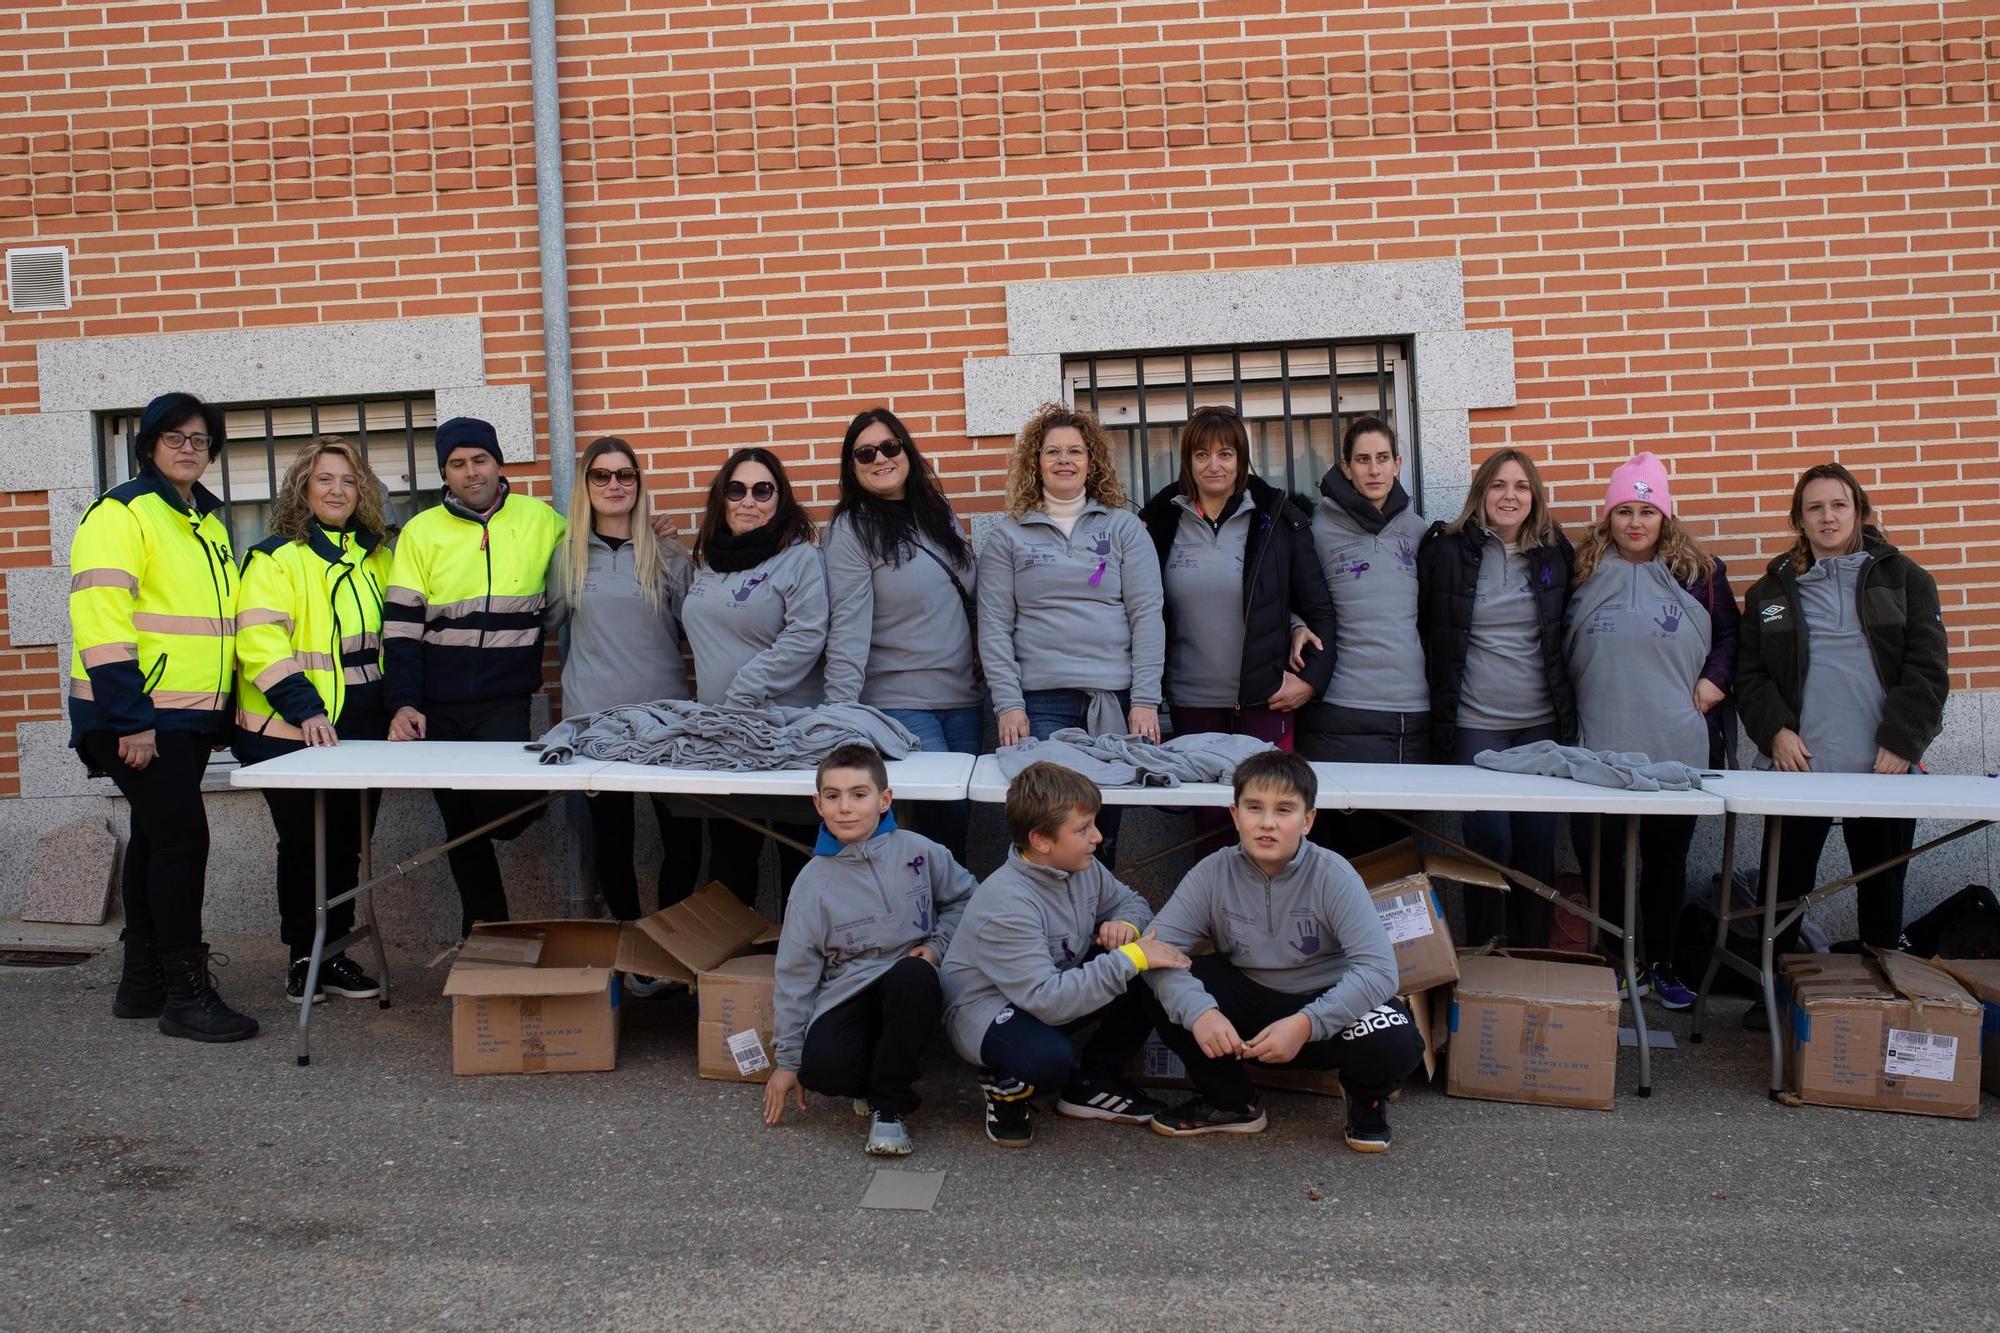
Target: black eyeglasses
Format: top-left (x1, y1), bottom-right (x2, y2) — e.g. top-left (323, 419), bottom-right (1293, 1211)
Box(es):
top-left (724, 480), bottom-right (777, 503)
top-left (159, 430), bottom-right (212, 453)
top-left (852, 441), bottom-right (905, 466)
top-left (586, 467), bottom-right (639, 488)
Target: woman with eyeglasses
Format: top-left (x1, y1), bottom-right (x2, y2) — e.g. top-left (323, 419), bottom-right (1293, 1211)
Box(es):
top-left (823, 408), bottom-right (982, 861)
top-left (978, 402), bottom-right (1164, 867)
top-left (68, 391), bottom-right (256, 1043)
top-left (546, 438), bottom-right (705, 925)
top-left (682, 447), bottom-right (829, 907)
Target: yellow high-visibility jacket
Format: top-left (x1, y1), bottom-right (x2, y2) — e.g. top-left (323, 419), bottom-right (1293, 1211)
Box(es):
top-left (234, 524), bottom-right (393, 752)
top-left (383, 480), bottom-right (565, 710)
top-left (67, 469), bottom-right (237, 743)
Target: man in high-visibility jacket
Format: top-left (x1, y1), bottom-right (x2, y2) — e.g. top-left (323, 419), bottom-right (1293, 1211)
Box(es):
top-left (384, 416), bottom-right (566, 935)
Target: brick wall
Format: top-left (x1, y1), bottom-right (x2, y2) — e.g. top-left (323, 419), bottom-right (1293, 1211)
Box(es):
top-left (2, 1), bottom-right (1997, 795)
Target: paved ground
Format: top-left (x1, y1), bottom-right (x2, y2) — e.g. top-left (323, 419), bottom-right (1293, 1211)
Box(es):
top-left (3, 939), bottom-right (1998, 1332)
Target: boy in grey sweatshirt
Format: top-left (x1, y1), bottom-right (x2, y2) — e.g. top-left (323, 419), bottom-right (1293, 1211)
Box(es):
top-left (939, 761), bottom-right (1191, 1147)
top-left (1141, 751), bottom-right (1424, 1151)
top-left (763, 745), bottom-right (977, 1157)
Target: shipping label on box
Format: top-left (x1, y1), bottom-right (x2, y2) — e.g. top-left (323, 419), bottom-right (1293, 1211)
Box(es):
top-left (1445, 954), bottom-right (1619, 1111)
top-left (697, 953), bottom-right (778, 1084)
top-left (1781, 950), bottom-right (1982, 1119)
top-left (1350, 840), bottom-right (1486, 997)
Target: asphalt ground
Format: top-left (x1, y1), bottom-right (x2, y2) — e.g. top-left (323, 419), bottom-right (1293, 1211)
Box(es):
top-left (3, 939), bottom-right (1998, 1332)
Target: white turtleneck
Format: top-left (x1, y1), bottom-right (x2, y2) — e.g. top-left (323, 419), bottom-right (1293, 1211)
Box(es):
top-left (1043, 490), bottom-right (1087, 537)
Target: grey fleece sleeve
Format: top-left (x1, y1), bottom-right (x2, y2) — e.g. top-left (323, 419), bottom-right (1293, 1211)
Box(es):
top-left (725, 544), bottom-right (829, 708)
top-left (976, 524), bottom-right (1026, 716)
top-left (1298, 861), bottom-right (1401, 1042)
top-left (1117, 514), bottom-right (1166, 708)
top-left (1091, 865), bottom-right (1154, 933)
top-left (819, 518), bottom-right (872, 705)
top-left (770, 885), bottom-right (825, 1072)
top-left (976, 905), bottom-right (1141, 1027)
top-left (925, 845), bottom-right (980, 958)
top-left (1141, 871), bottom-right (1222, 1031)
top-left (542, 546), bottom-right (570, 635)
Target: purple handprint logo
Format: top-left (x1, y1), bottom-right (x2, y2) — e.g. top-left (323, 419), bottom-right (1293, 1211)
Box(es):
top-left (1089, 532), bottom-right (1113, 557)
top-left (1292, 920), bottom-right (1322, 956)
top-left (1655, 602), bottom-right (1682, 635)
top-left (1349, 561), bottom-right (1370, 581)
top-left (914, 900), bottom-right (931, 932)
top-left (732, 572), bottom-right (771, 602)
top-left (1395, 538), bottom-right (1415, 570)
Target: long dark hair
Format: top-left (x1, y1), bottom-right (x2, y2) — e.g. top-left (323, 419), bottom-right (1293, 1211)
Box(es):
top-left (1786, 461), bottom-right (1873, 572)
top-left (135, 391), bottom-right (226, 471)
top-left (832, 408), bottom-right (970, 568)
top-left (693, 446), bottom-right (815, 567)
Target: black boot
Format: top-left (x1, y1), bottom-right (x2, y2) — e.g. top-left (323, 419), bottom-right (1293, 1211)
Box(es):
top-left (157, 944), bottom-right (259, 1043)
top-left (111, 930), bottom-right (166, 1020)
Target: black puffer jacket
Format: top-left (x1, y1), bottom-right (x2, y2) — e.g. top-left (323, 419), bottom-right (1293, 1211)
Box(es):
top-left (1141, 474), bottom-right (1337, 709)
top-left (1736, 531), bottom-right (1949, 765)
top-left (1414, 520), bottom-right (1577, 757)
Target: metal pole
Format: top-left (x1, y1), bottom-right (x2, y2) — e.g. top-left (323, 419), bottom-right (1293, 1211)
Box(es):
top-left (529, 0), bottom-right (576, 508)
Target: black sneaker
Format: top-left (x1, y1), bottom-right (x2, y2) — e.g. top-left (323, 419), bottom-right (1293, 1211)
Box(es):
top-left (1149, 1097), bottom-right (1267, 1138)
top-left (1056, 1075), bottom-right (1167, 1125)
top-left (320, 954), bottom-right (381, 1000)
top-left (1344, 1095), bottom-right (1392, 1153)
top-left (286, 957), bottom-right (327, 1005)
top-left (979, 1071), bottom-right (1035, 1149)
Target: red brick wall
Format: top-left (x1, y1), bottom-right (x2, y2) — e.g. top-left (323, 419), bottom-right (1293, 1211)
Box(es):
top-left (2, 2), bottom-right (1997, 794)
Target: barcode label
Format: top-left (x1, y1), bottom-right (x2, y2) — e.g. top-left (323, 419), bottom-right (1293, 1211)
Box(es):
top-left (1883, 1028), bottom-right (1958, 1081)
top-left (1377, 891), bottom-right (1435, 944)
top-left (726, 1028), bottom-right (770, 1076)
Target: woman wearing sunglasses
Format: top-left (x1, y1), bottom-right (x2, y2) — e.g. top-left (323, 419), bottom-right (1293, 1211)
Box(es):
top-left (683, 447), bottom-right (828, 907)
top-left (823, 408), bottom-right (981, 861)
top-left (547, 437), bottom-right (705, 925)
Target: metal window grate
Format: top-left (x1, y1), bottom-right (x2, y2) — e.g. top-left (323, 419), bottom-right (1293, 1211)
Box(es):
top-left (96, 395), bottom-right (442, 551)
top-left (1063, 339), bottom-right (1416, 507)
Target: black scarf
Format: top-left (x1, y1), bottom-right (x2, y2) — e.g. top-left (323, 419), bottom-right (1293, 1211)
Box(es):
top-left (704, 517), bottom-right (789, 574)
top-left (1319, 465), bottom-right (1409, 535)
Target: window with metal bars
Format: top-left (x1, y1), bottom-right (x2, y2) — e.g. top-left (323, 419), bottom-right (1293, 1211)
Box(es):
top-left (95, 395), bottom-right (443, 551)
top-left (1063, 340), bottom-right (1416, 507)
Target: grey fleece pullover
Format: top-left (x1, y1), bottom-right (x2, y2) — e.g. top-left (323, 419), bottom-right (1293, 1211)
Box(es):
top-left (1144, 840), bottom-right (1398, 1042)
top-left (1311, 496), bottom-right (1430, 712)
top-left (821, 513), bottom-right (981, 710)
top-left (544, 532), bottom-right (691, 716)
top-left (681, 541), bottom-right (828, 708)
top-left (771, 823), bottom-right (977, 1071)
top-left (976, 502), bottom-right (1166, 716)
top-left (1795, 550), bottom-right (1884, 776)
top-left (1565, 556), bottom-right (1711, 768)
top-left (1457, 534), bottom-right (1554, 730)
top-left (1162, 496), bottom-right (1252, 708)
top-left (940, 847), bottom-right (1155, 1064)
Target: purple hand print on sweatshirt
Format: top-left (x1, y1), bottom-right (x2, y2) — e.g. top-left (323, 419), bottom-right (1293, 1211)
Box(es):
top-left (1655, 602), bottom-right (1682, 634)
top-left (1292, 920), bottom-right (1322, 956)
top-left (732, 572), bottom-right (771, 603)
top-left (1089, 532), bottom-right (1113, 558)
top-left (1395, 538), bottom-right (1416, 570)
top-left (914, 900), bottom-right (931, 933)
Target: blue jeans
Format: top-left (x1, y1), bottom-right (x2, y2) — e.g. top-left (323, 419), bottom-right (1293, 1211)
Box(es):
top-left (880, 705), bottom-right (983, 865)
top-left (1020, 688), bottom-right (1129, 868)
top-left (1453, 722), bottom-right (1559, 948)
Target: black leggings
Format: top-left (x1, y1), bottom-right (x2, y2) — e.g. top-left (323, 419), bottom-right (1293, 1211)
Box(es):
top-left (1576, 813), bottom-right (1698, 966)
top-left (423, 695), bottom-right (545, 936)
top-left (797, 956), bottom-right (943, 1117)
top-left (1769, 814), bottom-right (1915, 951)
top-left (586, 791), bottom-right (704, 918)
top-left (259, 786), bottom-right (383, 956)
top-left (79, 730), bottom-right (212, 948)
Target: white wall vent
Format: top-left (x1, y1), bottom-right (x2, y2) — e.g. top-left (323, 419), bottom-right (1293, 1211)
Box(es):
top-left (6, 246), bottom-right (71, 313)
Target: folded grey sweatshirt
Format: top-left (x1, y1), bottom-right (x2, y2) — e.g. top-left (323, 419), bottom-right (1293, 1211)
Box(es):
top-left (1145, 840), bottom-right (1399, 1042)
top-left (535, 699), bottom-right (920, 769)
top-left (771, 823), bottom-right (978, 1071)
top-left (976, 503), bottom-right (1165, 716)
top-left (941, 846), bottom-right (1155, 1065)
top-left (544, 532), bottom-right (692, 716)
top-left (1473, 738), bottom-right (1704, 791)
top-left (994, 728), bottom-right (1274, 788)
top-left (821, 513), bottom-right (981, 710)
top-left (1312, 496), bottom-right (1429, 712)
top-left (681, 541), bottom-right (828, 708)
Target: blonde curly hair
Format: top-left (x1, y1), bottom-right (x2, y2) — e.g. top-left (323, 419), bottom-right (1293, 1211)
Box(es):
top-left (271, 436), bottom-right (386, 546)
top-left (1004, 402), bottom-right (1128, 518)
top-left (1573, 510), bottom-right (1715, 587)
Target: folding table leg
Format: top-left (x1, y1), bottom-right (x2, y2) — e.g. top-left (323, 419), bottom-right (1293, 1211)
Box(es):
top-left (296, 791), bottom-right (328, 1067)
top-left (1586, 813), bottom-right (1602, 952)
top-left (1690, 810), bottom-right (1736, 1043)
top-left (360, 790), bottom-right (391, 1010)
top-left (1621, 815), bottom-right (1652, 1096)
top-left (1759, 817), bottom-right (1786, 1097)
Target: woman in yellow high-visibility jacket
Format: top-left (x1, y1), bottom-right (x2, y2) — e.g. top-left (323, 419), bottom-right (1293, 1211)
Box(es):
top-left (67, 391), bottom-right (255, 1043)
top-left (234, 436), bottom-right (394, 1006)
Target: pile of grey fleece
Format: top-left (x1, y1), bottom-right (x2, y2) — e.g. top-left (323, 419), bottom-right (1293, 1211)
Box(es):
top-left (535, 700), bottom-right (921, 770)
top-left (996, 729), bottom-right (1274, 788)
top-left (1475, 739), bottom-right (1705, 791)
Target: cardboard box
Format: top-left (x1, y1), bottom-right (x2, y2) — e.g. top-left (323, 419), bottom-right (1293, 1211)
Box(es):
top-left (1351, 840), bottom-right (1510, 996)
top-left (697, 953), bottom-right (779, 1083)
top-left (1445, 953), bottom-right (1620, 1111)
top-left (441, 881), bottom-right (774, 1077)
top-left (1933, 957), bottom-right (2000, 1098)
top-left (1127, 988), bottom-right (1439, 1099)
top-left (1779, 950), bottom-right (1983, 1118)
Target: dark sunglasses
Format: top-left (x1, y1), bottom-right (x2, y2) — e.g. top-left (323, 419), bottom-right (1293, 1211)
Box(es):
top-left (586, 467), bottom-right (639, 488)
top-left (852, 440), bottom-right (905, 466)
top-left (724, 480), bottom-right (777, 503)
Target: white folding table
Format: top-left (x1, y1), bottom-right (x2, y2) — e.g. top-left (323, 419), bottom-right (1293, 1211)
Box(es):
top-left (1690, 769), bottom-right (2000, 1095)
top-left (231, 741), bottom-right (978, 1066)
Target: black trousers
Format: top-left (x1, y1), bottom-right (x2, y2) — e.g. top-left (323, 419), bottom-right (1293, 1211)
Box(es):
top-left (796, 955), bottom-right (943, 1117)
top-left (1296, 702), bottom-right (1431, 858)
top-left (79, 729), bottom-right (213, 949)
top-left (1768, 814), bottom-right (1915, 951)
top-left (1141, 954), bottom-right (1424, 1113)
top-left (423, 695), bottom-right (544, 936)
top-left (707, 818), bottom-right (812, 913)
top-left (976, 976), bottom-right (1156, 1092)
top-left (260, 786), bottom-right (385, 957)
top-left (586, 791), bottom-right (704, 918)
top-left (1576, 813), bottom-right (1697, 966)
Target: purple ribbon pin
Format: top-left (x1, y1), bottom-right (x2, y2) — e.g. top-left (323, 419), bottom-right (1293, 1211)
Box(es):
top-left (1089, 560), bottom-right (1106, 587)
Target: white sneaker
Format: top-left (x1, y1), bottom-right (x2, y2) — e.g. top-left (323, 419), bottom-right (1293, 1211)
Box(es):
top-left (864, 1113), bottom-right (912, 1156)
top-left (852, 1098), bottom-right (871, 1118)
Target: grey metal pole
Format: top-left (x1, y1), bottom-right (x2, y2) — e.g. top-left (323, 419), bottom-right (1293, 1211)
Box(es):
top-left (528, 0), bottom-right (576, 510)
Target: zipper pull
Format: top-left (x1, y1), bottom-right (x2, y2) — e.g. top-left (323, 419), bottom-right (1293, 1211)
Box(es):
top-left (481, 526), bottom-right (490, 552)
